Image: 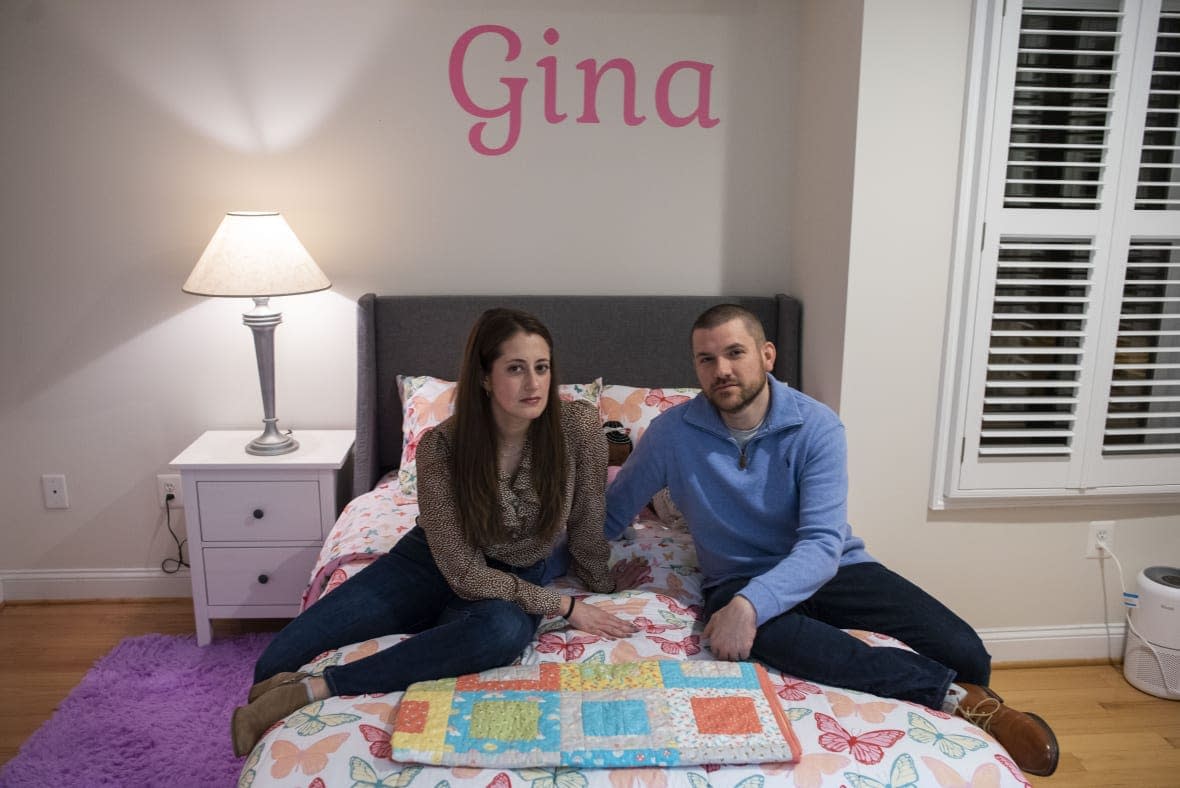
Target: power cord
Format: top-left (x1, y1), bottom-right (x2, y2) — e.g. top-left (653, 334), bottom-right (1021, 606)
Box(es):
top-left (1097, 549), bottom-right (1117, 667)
top-left (1095, 537), bottom-right (1179, 697)
top-left (161, 493), bottom-right (189, 574)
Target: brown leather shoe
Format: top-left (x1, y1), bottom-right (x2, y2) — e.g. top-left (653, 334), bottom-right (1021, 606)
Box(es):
top-left (231, 683), bottom-right (311, 757)
top-left (247, 670), bottom-right (309, 703)
top-left (955, 683), bottom-right (1059, 776)
top-left (973, 683), bottom-right (1004, 704)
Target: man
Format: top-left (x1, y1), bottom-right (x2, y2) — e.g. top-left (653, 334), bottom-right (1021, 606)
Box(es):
top-left (605, 304), bottom-right (1059, 777)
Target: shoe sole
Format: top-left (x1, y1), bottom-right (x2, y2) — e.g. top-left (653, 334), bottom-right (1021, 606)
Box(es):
top-left (230, 706), bottom-right (254, 758)
top-left (1018, 711), bottom-right (1060, 777)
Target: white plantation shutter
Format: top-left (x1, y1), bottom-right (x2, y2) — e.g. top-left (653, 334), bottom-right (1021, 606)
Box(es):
top-left (1135, 2), bottom-right (1180, 208)
top-left (941, 0), bottom-right (1180, 502)
top-left (1103, 239), bottom-right (1180, 455)
top-left (1085, 236), bottom-right (1180, 483)
top-left (978, 238), bottom-right (1092, 460)
top-left (1002, 4), bottom-right (1120, 212)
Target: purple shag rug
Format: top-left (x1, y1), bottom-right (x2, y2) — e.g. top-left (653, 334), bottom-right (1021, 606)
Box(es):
top-left (1, 631), bottom-right (273, 787)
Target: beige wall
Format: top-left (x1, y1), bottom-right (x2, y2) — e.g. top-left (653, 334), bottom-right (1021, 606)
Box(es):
top-left (3, 0), bottom-right (1176, 660)
top-left (840, 1), bottom-right (1180, 655)
top-left (0, 1), bottom-right (796, 591)
top-left (785, 2), bottom-right (862, 407)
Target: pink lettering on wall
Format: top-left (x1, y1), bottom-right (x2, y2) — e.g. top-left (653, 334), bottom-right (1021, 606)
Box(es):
top-left (448, 25), bottom-right (719, 156)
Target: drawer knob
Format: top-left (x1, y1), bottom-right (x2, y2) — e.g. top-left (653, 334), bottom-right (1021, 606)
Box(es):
top-left (252, 509), bottom-right (265, 520)
top-left (258, 574), bottom-right (269, 584)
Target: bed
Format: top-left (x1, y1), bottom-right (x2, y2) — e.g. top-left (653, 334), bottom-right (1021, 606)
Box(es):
top-left (239, 294), bottom-right (1031, 788)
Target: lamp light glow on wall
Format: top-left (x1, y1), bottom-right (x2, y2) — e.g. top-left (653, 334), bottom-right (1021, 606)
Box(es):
top-left (183, 211), bottom-right (330, 456)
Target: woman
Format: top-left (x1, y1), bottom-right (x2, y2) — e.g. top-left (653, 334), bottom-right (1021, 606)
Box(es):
top-left (232, 308), bottom-right (646, 756)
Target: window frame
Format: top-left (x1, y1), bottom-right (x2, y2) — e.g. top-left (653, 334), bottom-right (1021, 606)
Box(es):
top-left (931, 0), bottom-right (1180, 508)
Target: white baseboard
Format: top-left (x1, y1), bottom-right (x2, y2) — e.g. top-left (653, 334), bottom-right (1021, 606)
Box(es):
top-left (980, 623), bottom-right (1127, 664)
top-left (0, 568), bottom-right (193, 601)
top-left (0, 570), bottom-right (1129, 665)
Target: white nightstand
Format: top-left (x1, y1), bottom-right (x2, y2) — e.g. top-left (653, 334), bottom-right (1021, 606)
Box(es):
top-left (171, 429), bottom-right (354, 645)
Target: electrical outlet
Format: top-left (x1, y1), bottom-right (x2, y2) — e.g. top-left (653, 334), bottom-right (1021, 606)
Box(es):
top-left (156, 474), bottom-right (183, 508)
top-left (41, 474), bottom-right (69, 509)
top-left (1086, 520), bottom-right (1116, 558)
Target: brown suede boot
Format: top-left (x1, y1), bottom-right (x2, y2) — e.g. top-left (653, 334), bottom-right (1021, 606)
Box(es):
top-left (247, 671), bottom-right (309, 703)
top-left (231, 682), bottom-right (312, 757)
top-left (955, 683), bottom-right (1059, 776)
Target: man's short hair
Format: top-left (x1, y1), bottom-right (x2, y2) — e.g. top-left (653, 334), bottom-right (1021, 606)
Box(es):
top-left (691, 304), bottom-right (767, 346)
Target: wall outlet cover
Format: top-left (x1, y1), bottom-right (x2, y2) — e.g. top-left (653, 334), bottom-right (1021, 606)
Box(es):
top-left (157, 474), bottom-right (183, 507)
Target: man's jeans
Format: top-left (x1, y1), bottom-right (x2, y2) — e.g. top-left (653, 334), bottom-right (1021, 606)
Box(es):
top-left (703, 561), bottom-right (990, 709)
top-left (254, 525), bottom-right (543, 696)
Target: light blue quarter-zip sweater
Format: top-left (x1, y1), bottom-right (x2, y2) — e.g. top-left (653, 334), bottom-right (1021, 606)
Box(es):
top-left (605, 375), bottom-right (874, 626)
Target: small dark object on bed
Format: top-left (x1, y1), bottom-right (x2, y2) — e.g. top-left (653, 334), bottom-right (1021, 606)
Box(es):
top-left (603, 420), bottom-right (633, 466)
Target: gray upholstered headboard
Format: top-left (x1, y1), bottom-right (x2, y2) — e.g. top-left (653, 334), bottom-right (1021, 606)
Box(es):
top-left (354, 294), bottom-right (802, 496)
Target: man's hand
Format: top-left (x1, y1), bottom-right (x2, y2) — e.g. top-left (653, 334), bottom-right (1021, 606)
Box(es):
top-left (702, 594), bottom-right (757, 661)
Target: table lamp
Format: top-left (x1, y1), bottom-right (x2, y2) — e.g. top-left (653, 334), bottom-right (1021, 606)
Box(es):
top-left (183, 211), bottom-right (330, 455)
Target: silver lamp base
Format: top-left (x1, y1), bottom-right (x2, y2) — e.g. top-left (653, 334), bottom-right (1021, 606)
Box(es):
top-left (246, 419), bottom-right (299, 456)
top-left (243, 297), bottom-right (299, 456)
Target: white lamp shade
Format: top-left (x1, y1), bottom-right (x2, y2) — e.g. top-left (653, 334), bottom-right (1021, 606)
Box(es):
top-left (183, 211), bottom-right (330, 297)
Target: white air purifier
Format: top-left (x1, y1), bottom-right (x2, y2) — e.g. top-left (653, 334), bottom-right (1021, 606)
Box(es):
top-left (1123, 565), bottom-right (1180, 700)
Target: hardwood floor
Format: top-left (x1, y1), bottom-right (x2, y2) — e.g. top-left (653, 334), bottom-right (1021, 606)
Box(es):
top-left (989, 662), bottom-right (1180, 786)
top-left (0, 598), bottom-right (283, 766)
top-left (2, 599), bottom-right (1178, 785)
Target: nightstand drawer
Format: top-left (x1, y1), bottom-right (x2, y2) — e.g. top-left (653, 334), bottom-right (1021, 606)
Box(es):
top-left (203, 546), bottom-right (319, 605)
top-left (197, 481), bottom-right (322, 541)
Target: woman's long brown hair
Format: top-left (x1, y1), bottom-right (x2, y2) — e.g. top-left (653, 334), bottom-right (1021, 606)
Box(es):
top-left (452, 308), bottom-right (567, 548)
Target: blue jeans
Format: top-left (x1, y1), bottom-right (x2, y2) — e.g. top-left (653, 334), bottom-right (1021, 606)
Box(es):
top-left (254, 525), bottom-right (543, 695)
top-left (703, 561), bottom-right (990, 709)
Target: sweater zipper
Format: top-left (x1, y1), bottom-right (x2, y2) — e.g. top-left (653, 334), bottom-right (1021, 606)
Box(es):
top-left (732, 431), bottom-right (760, 469)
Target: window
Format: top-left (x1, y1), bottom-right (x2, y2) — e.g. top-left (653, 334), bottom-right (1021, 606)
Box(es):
top-left (933, 0), bottom-right (1180, 506)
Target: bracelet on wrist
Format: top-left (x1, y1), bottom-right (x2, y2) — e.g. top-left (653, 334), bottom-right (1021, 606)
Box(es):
top-left (563, 597), bottom-right (576, 619)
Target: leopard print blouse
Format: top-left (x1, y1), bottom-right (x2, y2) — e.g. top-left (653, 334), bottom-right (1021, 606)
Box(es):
top-left (415, 400), bottom-right (614, 616)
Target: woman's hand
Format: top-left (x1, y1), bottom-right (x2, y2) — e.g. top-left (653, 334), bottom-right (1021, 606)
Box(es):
top-left (565, 597), bottom-right (639, 639)
top-left (610, 556), bottom-right (651, 591)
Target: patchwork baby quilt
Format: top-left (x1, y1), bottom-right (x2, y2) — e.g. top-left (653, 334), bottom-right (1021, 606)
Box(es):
top-left (390, 660), bottom-right (801, 768)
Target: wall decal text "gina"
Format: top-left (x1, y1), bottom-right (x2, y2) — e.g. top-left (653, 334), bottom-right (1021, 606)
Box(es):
top-left (449, 25), bottom-right (720, 156)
